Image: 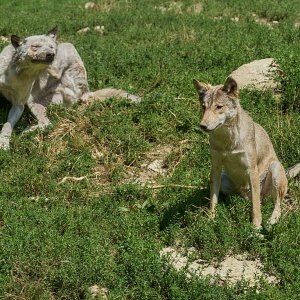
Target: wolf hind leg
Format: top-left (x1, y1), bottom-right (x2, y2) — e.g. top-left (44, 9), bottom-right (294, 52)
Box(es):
top-left (267, 161), bottom-right (288, 225)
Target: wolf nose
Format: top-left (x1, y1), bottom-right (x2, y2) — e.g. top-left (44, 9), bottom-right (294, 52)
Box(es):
top-left (46, 53), bottom-right (55, 60)
top-left (200, 124), bottom-right (208, 130)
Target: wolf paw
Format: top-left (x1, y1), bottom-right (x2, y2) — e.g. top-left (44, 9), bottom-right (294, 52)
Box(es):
top-left (22, 122), bottom-right (51, 134)
top-left (268, 211), bottom-right (281, 226)
top-left (0, 136), bottom-right (10, 150)
top-left (208, 209), bottom-right (216, 219)
top-left (250, 225), bottom-right (265, 239)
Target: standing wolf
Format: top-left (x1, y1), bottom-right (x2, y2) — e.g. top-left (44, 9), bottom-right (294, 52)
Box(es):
top-left (0, 27), bottom-right (141, 150)
top-left (193, 77), bottom-right (299, 229)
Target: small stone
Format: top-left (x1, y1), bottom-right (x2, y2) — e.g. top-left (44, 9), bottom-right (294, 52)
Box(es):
top-left (94, 25), bottom-right (105, 34)
top-left (0, 36), bottom-right (9, 43)
top-left (77, 27), bottom-right (91, 34)
top-left (231, 16), bottom-right (240, 22)
top-left (85, 2), bottom-right (96, 9)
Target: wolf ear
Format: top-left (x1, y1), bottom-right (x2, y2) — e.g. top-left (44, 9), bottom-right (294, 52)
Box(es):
top-left (47, 26), bottom-right (58, 40)
top-left (11, 35), bottom-right (23, 49)
top-left (193, 79), bottom-right (210, 97)
top-left (223, 77), bottom-right (238, 97)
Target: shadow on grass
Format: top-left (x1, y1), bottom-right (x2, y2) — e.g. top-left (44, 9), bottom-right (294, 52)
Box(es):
top-left (0, 95), bottom-right (36, 135)
top-left (159, 185), bottom-right (244, 231)
top-left (160, 187), bottom-right (210, 230)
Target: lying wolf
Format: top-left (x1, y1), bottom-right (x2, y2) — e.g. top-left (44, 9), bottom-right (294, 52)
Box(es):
top-left (193, 77), bottom-right (299, 229)
top-left (0, 27), bottom-right (141, 149)
top-left (0, 27), bottom-right (58, 149)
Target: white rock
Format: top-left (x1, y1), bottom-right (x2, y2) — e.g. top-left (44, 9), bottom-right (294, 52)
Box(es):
top-left (230, 58), bottom-right (278, 90)
top-left (0, 36), bottom-right (9, 43)
top-left (94, 25), bottom-right (105, 34)
top-left (85, 2), bottom-right (96, 9)
top-left (77, 27), bottom-right (91, 34)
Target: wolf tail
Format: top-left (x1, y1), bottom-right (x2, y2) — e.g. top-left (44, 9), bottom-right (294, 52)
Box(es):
top-left (80, 87), bottom-right (141, 104)
top-left (286, 163), bottom-right (300, 178)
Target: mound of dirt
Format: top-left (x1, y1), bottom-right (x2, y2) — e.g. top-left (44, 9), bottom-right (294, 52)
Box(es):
top-left (160, 246), bottom-right (278, 287)
top-left (124, 144), bottom-right (173, 186)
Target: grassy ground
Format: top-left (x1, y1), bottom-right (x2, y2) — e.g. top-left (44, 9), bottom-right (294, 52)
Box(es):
top-left (0, 0), bottom-right (299, 299)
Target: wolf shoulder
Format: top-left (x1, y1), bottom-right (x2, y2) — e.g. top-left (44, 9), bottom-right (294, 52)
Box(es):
top-left (0, 45), bottom-right (14, 79)
top-left (54, 42), bottom-right (84, 65)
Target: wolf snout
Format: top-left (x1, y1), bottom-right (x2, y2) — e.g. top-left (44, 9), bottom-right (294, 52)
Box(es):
top-left (46, 52), bottom-right (55, 61)
top-left (200, 123), bottom-right (209, 131)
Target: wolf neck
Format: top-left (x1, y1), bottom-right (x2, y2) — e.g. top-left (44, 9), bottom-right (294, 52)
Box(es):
top-left (209, 105), bottom-right (243, 152)
top-left (10, 59), bottom-right (48, 78)
top-left (3, 61), bottom-right (48, 104)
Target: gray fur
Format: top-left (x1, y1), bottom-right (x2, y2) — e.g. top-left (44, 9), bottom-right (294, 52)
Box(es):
top-left (0, 28), bottom-right (141, 149)
top-left (0, 28), bottom-right (58, 149)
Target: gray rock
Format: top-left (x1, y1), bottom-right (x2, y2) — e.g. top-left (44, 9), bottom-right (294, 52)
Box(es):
top-left (230, 58), bottom-right (278, 90)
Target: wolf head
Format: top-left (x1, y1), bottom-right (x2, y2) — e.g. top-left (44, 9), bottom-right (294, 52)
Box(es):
top-left (11, 26), bottom-right (58, 66)
top-left (193, 77), bottom-right (240, 133)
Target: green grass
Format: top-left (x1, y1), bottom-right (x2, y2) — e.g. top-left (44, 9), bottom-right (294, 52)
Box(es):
top-left (0, 0), bottom-right (299, 299)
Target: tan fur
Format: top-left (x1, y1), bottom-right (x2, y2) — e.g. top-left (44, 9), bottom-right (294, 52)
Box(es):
top-left (193, 77), bottom-right (296, 229)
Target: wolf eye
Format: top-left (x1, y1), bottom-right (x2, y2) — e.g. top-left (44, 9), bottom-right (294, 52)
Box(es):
top-left (31, 45), bottom-right (40, 50)
top-left (216, 105), bottom-right (223, 109)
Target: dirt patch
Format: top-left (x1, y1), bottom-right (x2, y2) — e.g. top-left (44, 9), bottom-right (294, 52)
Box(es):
top-left (84, 1), bottom-right (130, 12)
top-left (88, 285), bottom-right (108, 299)
top-left (186, 3), bottom-right (203, 15)
top-left (124, 144), bottom-right (173, 186)
top-left (160, 246), bottom-right (279, 287)
top-left (155, 2), bottom-right (183, 14)
top-left (211, 16), bottom-right (239, 22)
top-left (124, 141), bottom-right (192, 186)
top-left (155, 2), bottom-right (203, 15)
top-left (252, 13), bottom-right (279, 28)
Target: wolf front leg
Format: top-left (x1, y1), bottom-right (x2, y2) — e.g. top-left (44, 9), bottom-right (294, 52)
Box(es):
top-left (249, 168), bottom-right (262, 229)
top-left (0, 104), bottom-right (25, 150)
top-left (25, 101), bottom-right (51, 133)
top-left (209, 164), bottom-right (222, 219)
